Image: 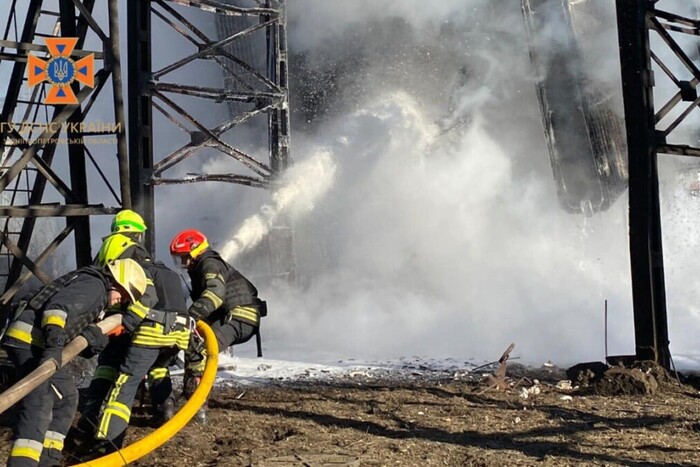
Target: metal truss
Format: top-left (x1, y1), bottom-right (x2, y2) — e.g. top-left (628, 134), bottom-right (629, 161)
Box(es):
top-left (616, 0), bottom-right (700, 368)
top-left (0, 0), bottom-right (128, 312)
top-left (129, 0), bottom-right (293, 279)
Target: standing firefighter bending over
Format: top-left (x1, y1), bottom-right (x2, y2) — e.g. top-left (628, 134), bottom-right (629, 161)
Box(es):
top-left (72, 209), bottom-right (190, 459)
top-left (170, 229), bottom-right (266, 423)
top-left (0, 259), bottom-right (147, 467)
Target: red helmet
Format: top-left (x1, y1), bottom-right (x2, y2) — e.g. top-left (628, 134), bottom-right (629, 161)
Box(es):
top-left (170, 229), bottom-right (209, 266)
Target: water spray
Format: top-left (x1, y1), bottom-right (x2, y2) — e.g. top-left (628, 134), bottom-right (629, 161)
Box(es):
top-left (220, 150), bottom-right (336, 262)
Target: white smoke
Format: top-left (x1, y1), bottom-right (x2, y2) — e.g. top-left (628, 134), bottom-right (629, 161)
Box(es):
top-left (144, 0), bottom-right (699, 366)
top-left (220, 150), bottom-right (336, 261)
top-left (256, 84), bottom-right (636, 364)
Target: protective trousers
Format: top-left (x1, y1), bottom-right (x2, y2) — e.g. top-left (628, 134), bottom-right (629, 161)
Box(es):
top-left (95, 345), bottom-right (161, 447)
top-left (77, 338), bottom-right (161, 450)
top-left (76, 335), bottom-right (129, 439)
top-left (5, 346), bottom-right (78, 467)
top-left (185, 317), bottom-right (257, 376)
top-left (147, 347), bottom-right (179, 413)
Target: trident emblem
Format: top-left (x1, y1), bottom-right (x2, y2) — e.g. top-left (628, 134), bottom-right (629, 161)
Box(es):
top-left (52, 60), bottom-right (69, 82)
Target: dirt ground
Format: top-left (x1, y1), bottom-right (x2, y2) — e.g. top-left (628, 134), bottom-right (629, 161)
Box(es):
top-left (2, 363), bottom-right (700, 466)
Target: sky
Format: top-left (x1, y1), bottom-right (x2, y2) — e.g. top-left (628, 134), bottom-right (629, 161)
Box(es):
top-left (2, 0), bottom-right (700, 367)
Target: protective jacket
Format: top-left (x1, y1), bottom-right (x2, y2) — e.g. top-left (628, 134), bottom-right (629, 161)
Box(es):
top-left (1, 266), bottom-right (117, 467)
top-left (94, 243), bottom-right (158, 334)
top-left (2, 266), bottom-right (111, 349)
top-left (78, 244), bottom-right (189, 450)
top-left (188, 250), bottom-right (261, 326)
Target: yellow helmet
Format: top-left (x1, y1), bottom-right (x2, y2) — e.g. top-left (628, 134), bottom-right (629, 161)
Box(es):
top-left (106, 258), bottom-right (147, 303)
top-left (111, 209), bottom-right (147, 234)
top-left (97, 233), bottom-right (137, 266)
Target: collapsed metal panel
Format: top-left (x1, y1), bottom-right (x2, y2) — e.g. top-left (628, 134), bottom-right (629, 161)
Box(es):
top-left (522, 0), bottom-right (628, 215)
top-left (0, 0), bottom-right (128, 319)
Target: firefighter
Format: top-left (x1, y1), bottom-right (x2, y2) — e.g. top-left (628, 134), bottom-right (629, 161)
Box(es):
top-left (110, 208), bottom-right (147, 243)
top-left (73, 231), bottom-right (190, 457)
top-left (170, 229), bottom-right (266, 424)
top-left (1, 258), bottom-right (147, 467)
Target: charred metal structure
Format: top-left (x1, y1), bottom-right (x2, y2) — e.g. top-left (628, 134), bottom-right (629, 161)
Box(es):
top-left (617, 0), bottom-right (700, 369)
top-left (128, 0), bottom-right (293, 279)
top-left (525, 0), bottom-right (700, 368)
top-left (522, 0), bottom-right (628, 216)
top-left (0, 0), bottom-right (128, 318)
top-left (0, 0), bottom-right (292, 331)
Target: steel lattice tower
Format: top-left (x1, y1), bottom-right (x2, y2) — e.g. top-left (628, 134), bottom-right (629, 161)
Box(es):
top-left (0, 0), bottom-right (292, 331)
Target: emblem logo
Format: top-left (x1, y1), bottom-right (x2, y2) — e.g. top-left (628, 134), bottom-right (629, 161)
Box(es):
top-left (28, 37), bottom-right (95, 105)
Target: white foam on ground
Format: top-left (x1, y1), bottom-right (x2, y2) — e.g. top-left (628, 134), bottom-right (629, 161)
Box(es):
top-left (213, 353), bottom-right (484, 386)
top-left (209, 352), bottom-right (700, 386)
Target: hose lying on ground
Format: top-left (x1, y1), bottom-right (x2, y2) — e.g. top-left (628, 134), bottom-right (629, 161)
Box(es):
top-left (71, 320), bottom-right (219, 467)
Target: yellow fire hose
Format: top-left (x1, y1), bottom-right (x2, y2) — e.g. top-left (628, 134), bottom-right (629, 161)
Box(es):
top-left (70, 321), bottom-right (219, 467)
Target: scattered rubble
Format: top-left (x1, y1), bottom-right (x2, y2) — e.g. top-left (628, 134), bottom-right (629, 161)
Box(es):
top-left (566, 361), bottom-right (608, 387)
top-left (592, 367), bottom-right (659, 396)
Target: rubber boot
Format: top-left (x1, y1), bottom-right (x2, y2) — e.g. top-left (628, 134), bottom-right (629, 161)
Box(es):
top-left (195, 398), bottom-right (208, 424)
top-left (183, 371), bottom-right (207, 424)
top-left (153, 397), bottom-right (176, 425)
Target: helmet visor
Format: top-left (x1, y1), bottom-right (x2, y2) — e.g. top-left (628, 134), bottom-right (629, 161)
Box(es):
top-left (171, 253), bottom-right (190, 269)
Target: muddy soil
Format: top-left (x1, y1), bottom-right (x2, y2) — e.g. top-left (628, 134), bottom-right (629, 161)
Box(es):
top-left (2, 365), bottom-right (700, 466)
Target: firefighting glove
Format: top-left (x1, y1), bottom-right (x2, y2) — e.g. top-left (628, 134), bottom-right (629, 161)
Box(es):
top-left (187, 301), bottom-right (209, 322)
top-left (79, 324), bottom-right (109, 358)
top-left (121, 311), bottom-right (141, 334)
top-left (40, 347), bottom-right (62, 368)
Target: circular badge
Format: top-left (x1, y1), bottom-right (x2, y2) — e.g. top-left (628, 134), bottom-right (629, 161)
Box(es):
top-left (46, 56), bottom-right (76, 86)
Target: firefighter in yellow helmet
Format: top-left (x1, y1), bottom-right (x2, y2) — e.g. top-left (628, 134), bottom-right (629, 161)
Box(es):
top-left (71, 215), bottom-right (190, 459)
top-left (1, 259), bottom-right (147, 467)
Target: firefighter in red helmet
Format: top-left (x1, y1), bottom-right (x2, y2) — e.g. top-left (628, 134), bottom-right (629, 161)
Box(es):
top-left (170, 229), bottom-right (266, 423)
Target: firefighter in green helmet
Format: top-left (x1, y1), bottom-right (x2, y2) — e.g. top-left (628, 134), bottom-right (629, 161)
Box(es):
top-left (71, 211), bottom-right (189, 459)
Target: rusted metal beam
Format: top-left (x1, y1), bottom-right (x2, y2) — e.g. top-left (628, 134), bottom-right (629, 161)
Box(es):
top-left (153, 18), bottom-right (274, 79)
top-left (0, 223), bottom-right (75, 307)
top-left (617, 0), bottom-right (670, 368)
top-left (163, 0), bottom-right (277, 16)
top-left (0, 233), bottom-right (50, 284)
top-left (151, 174), bottom-right (269, 188)
top-left (0, 204), bottom-right (118, 217)
top-left (481, 343), bottom-right (516, 392)
top-left (151, 82), bottom-right (282, 102)
top-left (107, 0), bottom-right (130, 208)
top-left (0, 68), bottom-right (110, 193)
top-left (152, 103), bottom-right (273, 176)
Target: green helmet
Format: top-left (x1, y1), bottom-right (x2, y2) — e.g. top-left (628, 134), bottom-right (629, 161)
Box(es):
top-left (111, 209), bottom-right (147, 234)
top-left (97, 233), bottom-right (137, 266)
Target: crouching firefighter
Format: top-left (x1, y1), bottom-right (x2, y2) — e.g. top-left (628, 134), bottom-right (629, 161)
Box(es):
top-left (170, 229), bottom-right (267, 424)
top-left (0, 259), bottom-right (147, 467)
top-left (73, 231), bottom-right (190, 457)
